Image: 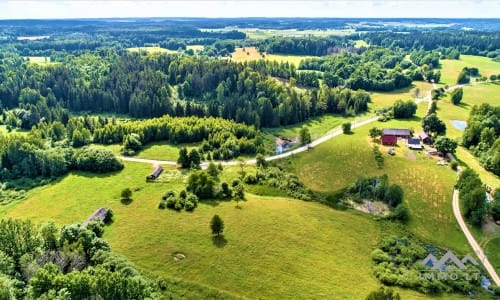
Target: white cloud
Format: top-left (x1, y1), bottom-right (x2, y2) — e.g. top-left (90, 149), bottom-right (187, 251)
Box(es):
top-left (0, 0), bottom-right (497, 19)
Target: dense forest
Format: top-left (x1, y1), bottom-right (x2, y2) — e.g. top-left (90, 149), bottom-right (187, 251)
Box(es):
top-left (0, 50), bottom-right (371, 129)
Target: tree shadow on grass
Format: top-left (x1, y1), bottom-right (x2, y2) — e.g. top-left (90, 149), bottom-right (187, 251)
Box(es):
top-left (211, 235), bottom-right (228, 248)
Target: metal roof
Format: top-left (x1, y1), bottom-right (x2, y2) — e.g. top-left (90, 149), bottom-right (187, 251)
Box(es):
top-left (382, 128), bottom-right (411, 136)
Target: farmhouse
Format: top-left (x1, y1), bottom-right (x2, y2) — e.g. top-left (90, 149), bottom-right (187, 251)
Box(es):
top-left (147, 166), bottom-right (163, 181)
top-left (381, 128), bottom-right (411, 145)
top-left (407, 138), bottom-right (424, 150)
top-left (418, 131), bottom-right (432, 144)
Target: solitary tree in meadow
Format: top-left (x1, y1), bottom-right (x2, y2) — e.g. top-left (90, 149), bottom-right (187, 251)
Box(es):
top-left (210, 215), bottom-right (224, 236)
top-left (121, 188), bottom-right (132, 200)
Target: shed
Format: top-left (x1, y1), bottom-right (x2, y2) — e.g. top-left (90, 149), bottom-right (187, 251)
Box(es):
top-left (84, 207), bottom-right (108, 225)
top-left (418, 131), bottom-right (432, 144)
top-left (381, 128), bottom-right (411, 145)
top-left (407, 138), bottom-right (423, 150)
top-left (446, 153), bottom-right (456, 162)
top-left (147, 166), bottom-right (163, 181)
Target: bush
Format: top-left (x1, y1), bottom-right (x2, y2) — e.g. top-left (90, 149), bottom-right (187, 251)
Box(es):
top-left (121, 188), bottom-right (132, 200)
top-left (103, 209), bottom-right (113, 224)
top-left (86, 220), bottom-right (105, 238)
top-left (166, 196), bottom-right (177, 209)
top-left (71, 147), bottom-right (124, 173)
top-left (158, 200), bottom-right (166, 209)
top-left (450, 161), bottom-right (458, 171)
top-left (342, 122), bottom-right (352, 134)
top-left (243, 174), bottom-right (257, 184)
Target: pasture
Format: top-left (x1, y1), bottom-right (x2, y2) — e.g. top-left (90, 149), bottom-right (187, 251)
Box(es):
top-left (0, 161), bottom-right (458, 299)
top-left (439, 55), bottom-right (500, 85)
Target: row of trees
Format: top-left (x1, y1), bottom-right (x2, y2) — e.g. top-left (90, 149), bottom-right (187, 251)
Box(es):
top-left (462, 103), bottom-right (500, 175)
top-left (457, 169), bottom-right (487, 226)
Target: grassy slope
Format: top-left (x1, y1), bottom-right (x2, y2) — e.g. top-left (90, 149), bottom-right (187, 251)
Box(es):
top-left (439, 55), bottom-right (500, 85)
top-left (485, 237), bottom-right (500, 274)
top-left (1, 161), bottom-right (459, 299)
top-left (286, 115), bottom-right (470, 254)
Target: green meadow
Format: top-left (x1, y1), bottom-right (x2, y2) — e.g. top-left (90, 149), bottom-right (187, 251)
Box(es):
top-left (0, 161), bottom-right (461, 299)
top-left (439, 55), bottom-right (500, 85)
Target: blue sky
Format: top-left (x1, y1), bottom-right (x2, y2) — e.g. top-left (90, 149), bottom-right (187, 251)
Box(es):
top-left (0, 1), bottom-right (498, 19)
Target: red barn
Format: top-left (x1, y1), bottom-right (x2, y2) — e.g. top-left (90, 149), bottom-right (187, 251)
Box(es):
top-left (381, 128), bottom-right (411, 145)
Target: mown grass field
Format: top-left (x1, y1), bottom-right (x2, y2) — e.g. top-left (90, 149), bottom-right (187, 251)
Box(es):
top-left (0, 161), bottom-right (458, 299)
top-left (231, 46), bottom-right (317, 67)
top-left (439, 55), bottom-right (500, 85)
top-left (285, 117), bottom-right (470, 254)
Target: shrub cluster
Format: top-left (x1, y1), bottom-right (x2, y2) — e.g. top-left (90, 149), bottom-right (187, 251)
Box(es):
top-left (159, 190), bottom-right (199, 212)
top-left (245, 165), bottom-right (314, 201)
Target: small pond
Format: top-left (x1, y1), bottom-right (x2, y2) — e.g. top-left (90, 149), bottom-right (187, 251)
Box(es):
top-left (451, 120), bottom-right (467, 130)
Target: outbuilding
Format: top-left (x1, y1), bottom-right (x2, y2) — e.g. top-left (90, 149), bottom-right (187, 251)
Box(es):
top-left (418, 131), bottom-right (432, 144)
top-left (381, 128), bottom-right (411, 145)
top-left (147, 166), bottom-right (163, 181)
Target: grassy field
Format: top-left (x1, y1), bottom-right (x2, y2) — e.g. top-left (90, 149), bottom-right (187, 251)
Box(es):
top-left (186, 45), bottom-right (204, 52)
top-left (285, 117), bottom-right (470, 254)
top-left (26, 56), bottom-right (52, 64)
top-left (0, 125), bottom-right (29, 135)
top-left (485, 237), bottom-right (500, 274)
top-left (0, 161), bottom-right (459, 299)
top-left (135, 141), bottom-right (201, 161)
top-left (127, 46), bottom-right (178, 54)
top-left (369, 81), bottom-right (435, 111)
top-left (231, 46), bottom-right (317, 67)
top-left (354, 40), bottom-right (369, 48)
top-left (264, 113), bottom-right (354, 141)
top-left (439, 55), bottom-right (500, 85)
top-left (434, 83), bottom-right (500, 187)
